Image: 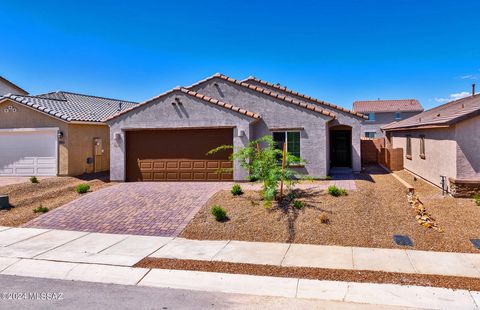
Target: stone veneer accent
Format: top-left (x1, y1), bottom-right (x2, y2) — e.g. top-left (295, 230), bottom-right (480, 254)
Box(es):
top-left (449, 178), bottom-right (480, 198)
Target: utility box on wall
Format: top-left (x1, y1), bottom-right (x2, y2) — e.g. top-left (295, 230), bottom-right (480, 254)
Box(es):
top-left (93, 138), bottom-right (104, 173)
top-left (94, 138), bottom-right (104, 156)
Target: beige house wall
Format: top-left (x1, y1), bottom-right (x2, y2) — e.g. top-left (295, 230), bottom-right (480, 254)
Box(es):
top-left (67, 124), bottom-right (110, 175)
top-left (391, 128), bottom-right (457, 187)
top-left (455, 114), bottom-right (480, 179)
top-left (0, 99), bottom-right (109, 176)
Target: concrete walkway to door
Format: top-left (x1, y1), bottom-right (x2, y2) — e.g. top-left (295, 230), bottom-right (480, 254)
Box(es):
top-left (24, 182), bottom-right (230, 236)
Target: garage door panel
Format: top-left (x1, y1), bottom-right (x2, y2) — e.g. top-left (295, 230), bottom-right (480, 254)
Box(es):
top-left (0, 130), bottom-right (57, 176)
top-left (126, 129), bottom-right (233, 182)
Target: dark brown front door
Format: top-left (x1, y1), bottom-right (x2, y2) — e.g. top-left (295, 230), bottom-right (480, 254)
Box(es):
top-left (330, 130), bottom-right (352, 167)
top-left (126, 128), bottom-right (233, 181)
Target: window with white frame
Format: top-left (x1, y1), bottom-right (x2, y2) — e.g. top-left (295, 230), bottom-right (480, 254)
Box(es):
top-left (272, 131), bottom-right (300, 158)
top-left (367, 112), bottom-right (376, 121)
top-left (395, 112), bottom-right (402, 120)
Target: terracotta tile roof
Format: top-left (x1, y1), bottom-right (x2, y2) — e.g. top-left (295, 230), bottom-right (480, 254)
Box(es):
top-left (0, 92), bottom-right (137, 122)
top-left (105, 87), bottom-right (261, 122)
top-left (382, 94), bottom-right (480, 131)
top-left (243, 76), bottom-right (366, 119)
top-left (187, 73), bottom-right (336, 119)
top-left (353, 99), bottom-right (423, 113)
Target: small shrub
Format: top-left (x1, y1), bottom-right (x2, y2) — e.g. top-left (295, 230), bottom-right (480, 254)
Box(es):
top-left (327, 185), bottom-right (348, 197)
top-left (76, 183), bottom-right (90, 194)
top-left (320, 213), bottom-right (330, 224)
top-left (30, 176), bottom-right (39, 184)
top-left (211, 205), bottom-right (227, 221)
top-left (475, 194), bottom-right (480, 206)
top-left (293, 200), bottom-right (304, 209)
top-left (33, 205), bottom-right (49, 213)
top-left (231, 184), bottom-right (243, 196)
top-left (324, 175), bottom-right (333, 180)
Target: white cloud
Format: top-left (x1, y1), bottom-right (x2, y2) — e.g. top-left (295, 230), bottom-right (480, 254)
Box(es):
top-left (460, 74), bottom-right (479, 80)
top-left (434, 91), bottom-right (470, 103)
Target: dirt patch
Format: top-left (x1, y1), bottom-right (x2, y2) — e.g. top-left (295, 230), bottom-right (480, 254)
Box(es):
top-left (135, 257), bottom-right (480, 291)
top-left (395, 170), bottom-right (480, 252)
top-left (0, 173), bottom-right (112, 227)
top-left (181, 166), bottom-right (480, 253)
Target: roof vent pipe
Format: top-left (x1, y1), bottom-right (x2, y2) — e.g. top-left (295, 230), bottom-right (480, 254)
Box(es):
top-left (473, 84), bottom-right (476, 96)
top-left (118, 102), bottom-right (122, 111)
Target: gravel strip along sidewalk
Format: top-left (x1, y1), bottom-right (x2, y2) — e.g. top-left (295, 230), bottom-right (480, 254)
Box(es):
top-left (136, 257), bottom-right (480, 292)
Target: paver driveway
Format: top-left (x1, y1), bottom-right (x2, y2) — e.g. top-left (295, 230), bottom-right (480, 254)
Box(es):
top-left (24, 182), bottom-right (229, 236)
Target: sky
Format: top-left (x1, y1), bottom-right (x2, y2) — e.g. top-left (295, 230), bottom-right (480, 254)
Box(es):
top-left (1, 0), bottom-right (479, 110)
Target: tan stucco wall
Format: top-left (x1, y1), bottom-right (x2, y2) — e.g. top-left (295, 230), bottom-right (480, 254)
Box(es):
top-left (67, 124), bottom-right (110, 176)
top-left (391, 128), bottom-right (457, 187)
top-left (455, 114), bottom-right (480, 179)
top-left (0, 99), bottom-right (110, 176)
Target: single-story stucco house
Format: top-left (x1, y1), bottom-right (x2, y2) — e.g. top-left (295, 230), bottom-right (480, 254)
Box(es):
top-left (353, 99), bottom-right (423, 138)
top-left (383, 92), bottom-right (480, 197)
top-left (0, 92), bottom-right (137, 176)
top-left (106, 74), bottom-right (367, 182)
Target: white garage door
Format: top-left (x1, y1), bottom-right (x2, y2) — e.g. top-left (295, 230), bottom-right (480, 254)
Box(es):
top-left (0, 128), bottom-right (58, 176)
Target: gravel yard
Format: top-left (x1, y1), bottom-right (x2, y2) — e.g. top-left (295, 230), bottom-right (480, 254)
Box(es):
top-left (135, 257), bottom-right (480, 291)
top-left (0, 173), bottom-right (112, 227)
top-left (181, 166), bottom-right (480, 253)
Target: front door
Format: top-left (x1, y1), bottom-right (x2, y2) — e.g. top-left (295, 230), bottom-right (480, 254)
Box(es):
top-left (330, 130), bottom-right (351, 167)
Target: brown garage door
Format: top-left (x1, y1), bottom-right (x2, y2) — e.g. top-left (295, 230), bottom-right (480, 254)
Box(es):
top-left (126, 128), bottom-right (233, 181)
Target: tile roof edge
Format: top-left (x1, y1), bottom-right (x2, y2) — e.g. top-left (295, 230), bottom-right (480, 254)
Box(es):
top-left (0, 94), bottom-right (73, 122)
top-left (382, 94), bottom-right (480, 130)
top-left (187, 73), bottom-right (336, 119)
top-left (242, 76), bottom-right (363, 119)
top-left (104, 87), bottom-right (261, 122)
top-left (179, 88), bottom-right (261, 120)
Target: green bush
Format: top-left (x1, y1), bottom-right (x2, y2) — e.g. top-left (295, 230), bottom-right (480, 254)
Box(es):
top-left (208, 135), bottom-right (305, 207)
top-left (33, 205), bottom-right (49, 213)
top-left (211, 205), bottom-right (227, 221)
top-left (29, 176), bottom-right (39, 184)
top-left (231, 184), bottom-right (243, 196)
top-left (76, 183), bottom-right (90, 194)
top-left (474, 194), bottom-right (480, 206)
top-left (293, 200), bottom-right (304, 209)
top-left (327, 185), bottom-right (348, 197)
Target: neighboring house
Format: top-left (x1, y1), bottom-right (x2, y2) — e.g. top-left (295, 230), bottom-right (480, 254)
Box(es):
top-left (382, 93), bottom-right (480, 197)
top-left (0, 92), bottom-right (137, 176)
top-left (0, 76), bottom-right (28, 96)
top-left (106, 74), bottom-right (366, 182)
top-left (353, 99), bottom-right (423, 138)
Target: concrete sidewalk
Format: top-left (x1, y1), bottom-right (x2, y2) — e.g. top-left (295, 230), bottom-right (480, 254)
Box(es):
top-left (1, 226), bottom-right (480, 279)
top-left (0, 258), bottom-right (478, 309)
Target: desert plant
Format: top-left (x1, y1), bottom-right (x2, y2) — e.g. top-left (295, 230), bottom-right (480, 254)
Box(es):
top-left (30, 176), bottom-right (39, 184)
top-left (474, 194), bottom-right (480, 206)
top-left (327, 185), bottom-right (348, 197)
top-left (231, 184), bottom-right (243, 196)
top-left (76, 183), bottom-right (90, 194)
top-left (319, 213), bottom-right (330, 224)
top-left (293, 200), bottom-right (304, 209)
top-left (33, 205), bottom-right (49, 213)
top-left (211, 205), bottom-right (227, 221)
top-left (208, 135), bottom-right (305, 207)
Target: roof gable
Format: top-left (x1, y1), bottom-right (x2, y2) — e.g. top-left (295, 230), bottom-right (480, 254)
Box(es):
top-left (243, 76), bottom-right (366, 119)
top-left (383, 94), bottom-right (480, 131)
top-left (187, 74), bottom-right (336, 119)
top-left (105, 87), bottom-right (261, 122)
top-left (353, 99), bottom-right (423, 113)
top-left (0, 76), bottom-right (28, 95)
